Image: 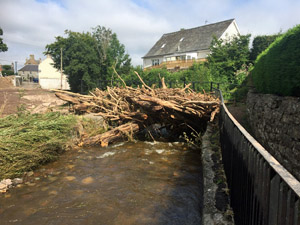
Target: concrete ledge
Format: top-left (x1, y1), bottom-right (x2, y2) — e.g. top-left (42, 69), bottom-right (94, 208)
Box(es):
top-left (202, 122), bottom-right (234, 225)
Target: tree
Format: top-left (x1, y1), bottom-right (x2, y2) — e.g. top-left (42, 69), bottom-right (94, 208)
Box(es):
top-left (45, 30), bottom-right (100, 92)
top-left (45, 26), bottom-right (131, 93)
top-left (250, 34), bottom-right (280, 62)
top-left (0, 27), bottom-right (8, 52)
top-left (207, 34), bottom-right (251, 83)
top-left (92, 26), bottom-right (131, 80)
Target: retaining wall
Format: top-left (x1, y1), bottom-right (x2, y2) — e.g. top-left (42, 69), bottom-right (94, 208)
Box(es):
top-left (247, 90), bottom-right (300, 180)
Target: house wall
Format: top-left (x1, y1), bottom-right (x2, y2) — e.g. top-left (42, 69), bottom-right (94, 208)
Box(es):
top-left (197, 50), bottom-right (210, 59)
top-left (39, 55), bottom-right (70, 90)
top-left (39, 78), bottom-right (70, 90)
top-left (220, 20), bottom-right (240, 41)
top-left (143, 56), bottom-right (163, 69)
top-left (19, 71), bottom-right (38, 80)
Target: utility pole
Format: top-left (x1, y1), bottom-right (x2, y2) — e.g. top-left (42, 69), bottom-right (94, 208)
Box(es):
top-left (60, 48), bottom-right (63, 90)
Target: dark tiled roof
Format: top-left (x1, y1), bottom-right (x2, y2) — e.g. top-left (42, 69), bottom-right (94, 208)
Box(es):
top-left (18, 64), bottom-right (39, 72)
top-left (143, 19), bottom-right (235, 58)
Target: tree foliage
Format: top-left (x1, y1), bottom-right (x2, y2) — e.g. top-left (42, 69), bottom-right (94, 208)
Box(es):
top-left (0, 27), bottom-right (8, 52)
top-left (249, 34), bottom-right (280, 62)
top-left (207, 34), bottom-right (251, 83)
top-left (45, 26), bottom-right (131, 93)
top-left (251, 25), bottom-right (300, 96)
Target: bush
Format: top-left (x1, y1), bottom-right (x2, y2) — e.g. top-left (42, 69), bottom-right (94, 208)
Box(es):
top-left (251, 25), bottom-right (300, 96)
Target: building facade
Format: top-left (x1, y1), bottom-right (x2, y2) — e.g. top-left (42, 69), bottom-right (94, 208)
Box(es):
top-left (142, 19), bottom-right (240, 70)
top-left (38, 55), bottom-right (70, 90)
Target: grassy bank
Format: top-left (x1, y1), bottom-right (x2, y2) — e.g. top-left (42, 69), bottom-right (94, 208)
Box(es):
top-left (0, 112), bottom-right (78, 180)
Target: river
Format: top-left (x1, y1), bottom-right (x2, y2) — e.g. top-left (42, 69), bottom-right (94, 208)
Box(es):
top-left (0, 141), bottom-right (203, 225)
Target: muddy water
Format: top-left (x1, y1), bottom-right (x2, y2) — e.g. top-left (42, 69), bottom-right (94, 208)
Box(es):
top-left (0, 141), bottom-right (203, 225)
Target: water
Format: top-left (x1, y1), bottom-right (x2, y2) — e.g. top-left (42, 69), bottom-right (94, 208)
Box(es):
top-left (0, 141), bottom-right (203, 225)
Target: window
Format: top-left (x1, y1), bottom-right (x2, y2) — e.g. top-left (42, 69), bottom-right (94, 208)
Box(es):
top-left (152, 59), bottom-right (160, 66)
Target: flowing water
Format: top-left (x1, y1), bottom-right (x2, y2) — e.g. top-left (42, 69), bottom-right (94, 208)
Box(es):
top-left (0, 141), bottom-right (203, 225)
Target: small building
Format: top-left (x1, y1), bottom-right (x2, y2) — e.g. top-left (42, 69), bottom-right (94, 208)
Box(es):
top-left (38, 55), bottom-right (70, 90)
top-left (142, 19), bottom-right (240, 70)
top-left (18, 64), bottom-right (39, 81)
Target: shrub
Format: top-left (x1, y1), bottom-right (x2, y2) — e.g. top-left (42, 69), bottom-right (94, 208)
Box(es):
top-left (251, 25), bottom-right (300, 96)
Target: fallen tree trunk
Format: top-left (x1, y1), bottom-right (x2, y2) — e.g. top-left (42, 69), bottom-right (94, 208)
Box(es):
top-left (83, 122), bottom-right (140, 147)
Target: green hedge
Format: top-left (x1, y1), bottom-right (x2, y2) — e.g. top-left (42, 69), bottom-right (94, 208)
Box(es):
top-left (251, 25), bottom-right (300, 96)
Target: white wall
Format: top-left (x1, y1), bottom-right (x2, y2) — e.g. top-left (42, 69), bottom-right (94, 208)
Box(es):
top-left (39, 55), bottom-right (70, 90)
top-left (39, 78), bottom-right (70, 90)
top-left (143, 57), bottom-right (163, 68)
top-left (197, 50), bottom-right (210, 59)
top-left (220, 20), bottom-right (240, 41)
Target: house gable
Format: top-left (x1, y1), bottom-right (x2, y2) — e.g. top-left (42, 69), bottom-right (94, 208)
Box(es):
top-left (143, 19), bottom-right (238, 59)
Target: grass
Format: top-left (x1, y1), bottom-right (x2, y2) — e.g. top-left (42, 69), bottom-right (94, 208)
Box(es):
top-left (0, 112), bottom-right (78, 180)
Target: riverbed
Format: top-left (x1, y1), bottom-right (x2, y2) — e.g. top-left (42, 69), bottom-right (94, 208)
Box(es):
top-left (0, 141), bottom-right (203, 225)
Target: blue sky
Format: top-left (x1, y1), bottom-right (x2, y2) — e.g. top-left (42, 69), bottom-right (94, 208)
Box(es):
top-left (0, 0), bottom-right (300, 67)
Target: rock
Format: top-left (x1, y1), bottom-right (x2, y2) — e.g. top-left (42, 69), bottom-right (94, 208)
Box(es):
top-left (13, 178), bottom-right (23, 185)
top-left (2, 179), bottom-right (12, 186)
top-left (27, 171), bottom-right (34, 177)
top-left (81, 176), bottom-right (94, 185)
top-left (0, 183), bottom-right (7, 192)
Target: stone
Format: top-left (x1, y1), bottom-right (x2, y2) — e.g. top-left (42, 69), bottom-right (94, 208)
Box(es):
top-left (247, 91), bottom-right (300, 181)
top-left (81, 176), bottom-right (94, 185)
top-left (13, 178), bottom-right (23, 185)
top-left (0, 183), bottom-right (7, 191)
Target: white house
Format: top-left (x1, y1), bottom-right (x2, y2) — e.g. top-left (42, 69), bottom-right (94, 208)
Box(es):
top-left (142, 19), bottom-right (240, 70)
top-left (39, 55), bottom-right (70, 90)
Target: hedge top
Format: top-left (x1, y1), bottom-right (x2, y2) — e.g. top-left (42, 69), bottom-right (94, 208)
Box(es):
top-left (252, 24), bottom-right (300, 97)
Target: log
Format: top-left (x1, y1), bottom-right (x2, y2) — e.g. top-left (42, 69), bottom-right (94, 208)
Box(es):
top-left (83, 122), bottom-right (140, 147)
top-left (55, 92), bottom-right (81, 104)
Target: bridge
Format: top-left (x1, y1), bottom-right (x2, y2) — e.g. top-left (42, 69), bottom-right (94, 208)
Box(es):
top-left (216, 87), bottom-right (300, 225)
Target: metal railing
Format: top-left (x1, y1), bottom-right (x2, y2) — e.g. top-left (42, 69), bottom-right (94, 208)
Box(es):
top-left (215, 87), bottom-right (300, 225)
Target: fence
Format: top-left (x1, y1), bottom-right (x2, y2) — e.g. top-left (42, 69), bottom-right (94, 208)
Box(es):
top-left (216, 87), bottom-right (300, 225)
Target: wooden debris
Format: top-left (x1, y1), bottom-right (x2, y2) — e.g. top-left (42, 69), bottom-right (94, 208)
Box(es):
top-left (53, 75), bottom-right (220, 147)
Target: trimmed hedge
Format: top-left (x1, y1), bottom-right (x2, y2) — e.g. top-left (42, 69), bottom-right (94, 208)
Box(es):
top-left (251, 25), bottom-right (300, 96)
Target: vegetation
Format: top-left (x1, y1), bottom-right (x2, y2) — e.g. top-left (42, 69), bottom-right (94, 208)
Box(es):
top-left (249, 34), bottom-right (280, 62)
top-left (0, 112), bottom-right (78, 179)
top-left (1, 65), bottom-right (14, 76)
top-left (251, 25), bottom-right (300, 96)
top-left (45, 26), bottom-right (131, 93)
top-left (0, 27), bottom-right (8, 52)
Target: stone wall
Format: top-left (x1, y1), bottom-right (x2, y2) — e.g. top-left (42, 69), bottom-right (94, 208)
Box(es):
top-left (247, 90), bottom-right (300, 180)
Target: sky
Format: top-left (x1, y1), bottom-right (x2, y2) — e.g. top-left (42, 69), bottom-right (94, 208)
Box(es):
top-left (0, 0), bottom-right (300, 69)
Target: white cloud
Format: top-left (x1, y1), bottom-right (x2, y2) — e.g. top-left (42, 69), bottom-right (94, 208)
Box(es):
top-left (0, 0), bottom-right (300, 68)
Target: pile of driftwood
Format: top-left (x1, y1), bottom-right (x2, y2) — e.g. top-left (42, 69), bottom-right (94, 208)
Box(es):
top-left (54, 75), bottom-right (220, 147)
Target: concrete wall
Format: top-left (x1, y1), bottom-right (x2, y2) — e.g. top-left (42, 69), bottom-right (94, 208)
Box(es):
top-left (247, 90), bottom-right (300, 180)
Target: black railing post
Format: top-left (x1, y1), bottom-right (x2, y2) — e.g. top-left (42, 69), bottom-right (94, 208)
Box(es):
top-left (210, 82), bottom-right (213, 92)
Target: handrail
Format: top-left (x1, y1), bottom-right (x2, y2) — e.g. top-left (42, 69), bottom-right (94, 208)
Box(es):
top-left (215, 86), bottom-right (300, 224)
top-left (220, 89), bottom-right (300, 194)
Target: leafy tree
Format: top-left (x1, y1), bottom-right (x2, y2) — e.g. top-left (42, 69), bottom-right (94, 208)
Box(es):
top-left (207, 34), bottom-right (251, 83)
top-left (45, 30), bottom-right (100, 92)
top-left (0, 27), bottom-right (8, 52)
top-left (250, 34), bottom-right (280, 62)
top-left (1, 64), bottom-right (14, 76)
top-left (45, 26), bottom-right (131, 93)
